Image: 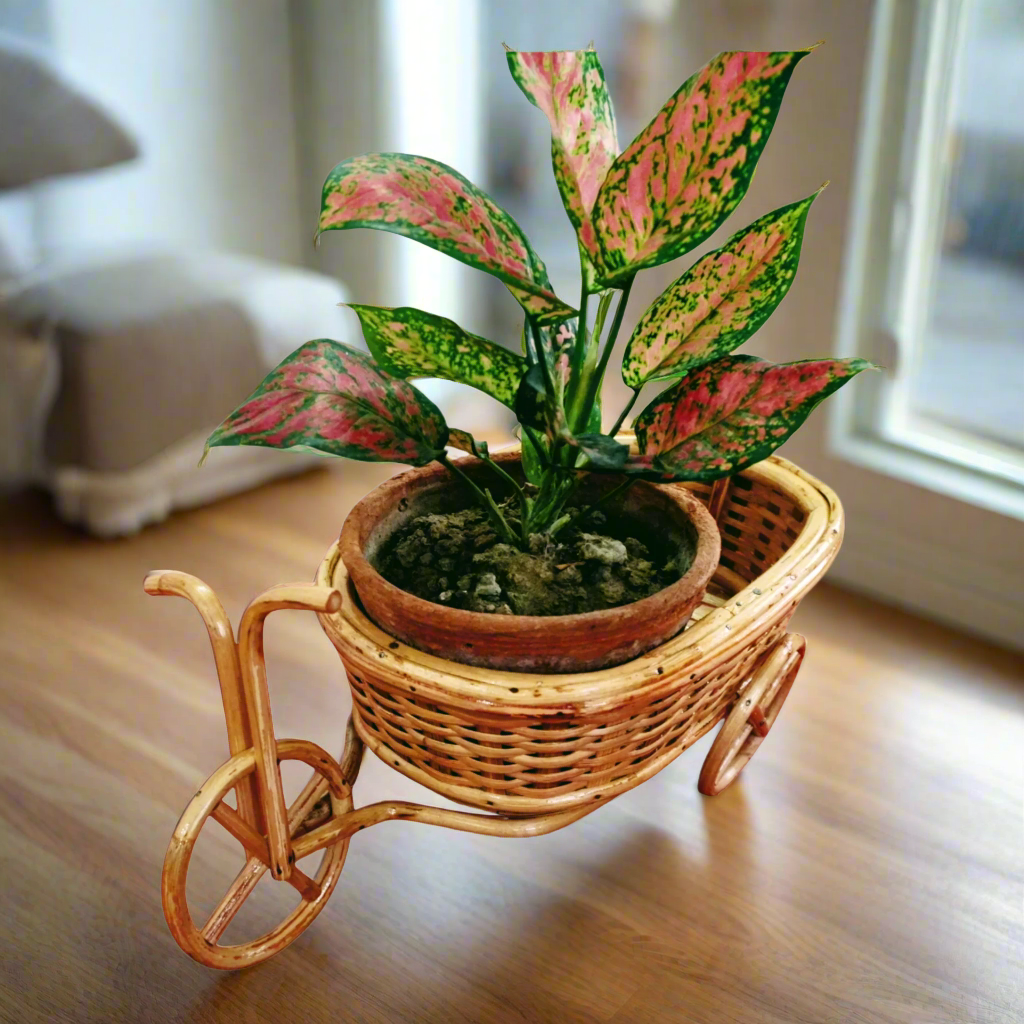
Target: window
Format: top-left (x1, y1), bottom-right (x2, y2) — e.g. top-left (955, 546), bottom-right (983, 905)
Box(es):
top-left (833, 0), bottom-right (1024, 519)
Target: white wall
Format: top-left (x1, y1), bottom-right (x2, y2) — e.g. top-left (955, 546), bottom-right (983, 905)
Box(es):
top-left (36, 0), bottom-right (304, 266)
top-left (290, 0), bottom-right (387, 302)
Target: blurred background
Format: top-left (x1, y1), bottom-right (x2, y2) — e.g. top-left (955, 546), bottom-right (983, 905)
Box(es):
top-left (0, 0), bottom-right (1021, 647)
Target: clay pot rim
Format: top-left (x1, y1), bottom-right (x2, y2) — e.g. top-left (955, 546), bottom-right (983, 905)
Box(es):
top-left (338, 451), bottom-right (721, 634)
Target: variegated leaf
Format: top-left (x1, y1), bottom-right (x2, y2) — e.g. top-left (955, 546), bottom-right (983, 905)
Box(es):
top-left (515, 363), bottom-right (567, 442)
top-left (545, 320), bottom-right (578, 394)
top-left (593, 48), bottom-right (812, 283)
top-left (507, 48), bottom-right (618, 289)
top-left (507, 283), bottom-right (578, 326)
top-left (318, 153), bottom-right (575, 324)
top-left (564, 432), bottom-right (629, 471)
top-left (622, 187), bottom-right (824, 386)
top-left (520, 426), bottom-right (547, 484)
top-left (447, 428), bottom-right (488, 458)
top-left (632, 354), bottom-right (872, 480)
top-left (204, 340), bottom-right (448, 465)
top-left (348, 304), bottom-right (526, 410)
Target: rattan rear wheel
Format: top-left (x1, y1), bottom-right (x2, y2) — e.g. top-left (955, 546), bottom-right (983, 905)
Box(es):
top-left (698, 634), bottom-right (806, 797)
top-left (162, 739), bottom-right (352, 969)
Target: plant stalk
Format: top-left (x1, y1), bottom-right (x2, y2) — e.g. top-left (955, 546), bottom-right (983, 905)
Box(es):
top-left (548, 476), bottom-right (637, 539)
top-left (608, 386), bottom-right (641, 437)
top-left (480, 453), bottom-right (523, 497)
top-left (570, 283), bottom-right (590, 383)
top-left (574, 276), bottom-right (635, 432)
top-left (440, 455), bottom-right (518, 546)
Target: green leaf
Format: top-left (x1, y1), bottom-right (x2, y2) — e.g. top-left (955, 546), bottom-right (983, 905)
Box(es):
top-left (318, 153), bottom-right (575, 325)
top-left (520, 426), bottom-right (548, 485)
top-left (448, 428), bottom-right (489, 458)
top-left (631, 354), bottom-right (874, 480)
top-left (348, 304), bottom-right (526, 410)
top-left (514, 363), bottom-right (562, 439)
top-left (621, 187), bottom-right (825, 387)
top-left (537, 320), bottom-right (578, 392)
top-left (565, 432), bottom-right (629, 470)
top-left (592, 48), bottom-right (812, 284)
top-left (506, 48), bottom-right (619, 290)
top-left (204, 340), bottom-right (448, 466)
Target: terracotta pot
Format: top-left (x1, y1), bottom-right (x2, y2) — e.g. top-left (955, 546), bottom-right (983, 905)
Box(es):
top-left (339, 452), bottom-right (720, 673)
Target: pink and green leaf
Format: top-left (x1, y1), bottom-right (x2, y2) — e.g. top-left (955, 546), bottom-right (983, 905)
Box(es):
top-left (631, 354), bottom-right (874, 480)
top-left (204, 340), bottom-right (448, 466)
top-left (348, 304), bottom-right (526, 410)
top-left (506, 48), bottom-right (618, 288)
top-left (447, 428), bottom-right (489, 458)
top-left (508, 283), bottom-right (578, 326)
top-left (621, 187), bottom-right (824, 387)
top-left (592, 48), bottom-right (812, 284)
top-left (318, 153), bottom-right (575, 324)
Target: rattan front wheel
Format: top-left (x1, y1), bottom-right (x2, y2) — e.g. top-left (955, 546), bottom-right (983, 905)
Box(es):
top-left (162, 739), bottom-right (352, 969)
top-left (698, 633), bottom-right (806, 797)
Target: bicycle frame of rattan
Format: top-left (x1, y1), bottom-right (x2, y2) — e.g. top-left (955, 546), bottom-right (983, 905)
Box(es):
top-left (148, 453), bottom-right (842, 968)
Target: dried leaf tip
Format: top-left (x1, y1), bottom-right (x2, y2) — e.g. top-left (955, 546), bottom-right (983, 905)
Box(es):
top-left (804, 39), bottom-right (826, 51)
top-left (816, 180), bottom-right (830, 194)
top-left (198, 443), bottom-right (211, 468)
top-left (501, 42), bottom-right (512, 52)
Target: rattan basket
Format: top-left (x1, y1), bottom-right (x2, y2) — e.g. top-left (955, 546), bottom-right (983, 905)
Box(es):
top-left (148, 452), bottom-right (842, 969)
top-left (317, 453), bottom-right (843, 815)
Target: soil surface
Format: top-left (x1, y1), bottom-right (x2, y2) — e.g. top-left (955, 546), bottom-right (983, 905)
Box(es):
top-left (375, 505), bottom-right (688, 616)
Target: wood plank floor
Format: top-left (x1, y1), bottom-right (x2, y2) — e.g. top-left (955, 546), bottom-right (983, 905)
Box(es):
top-left (1, 464), bottom-right (1022, 1024)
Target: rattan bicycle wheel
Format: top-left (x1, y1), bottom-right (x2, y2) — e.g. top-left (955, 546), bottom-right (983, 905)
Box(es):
top-left (162, 739), bottom-right (351, 969)
top-left (697, 633), bottom-right (806, 796)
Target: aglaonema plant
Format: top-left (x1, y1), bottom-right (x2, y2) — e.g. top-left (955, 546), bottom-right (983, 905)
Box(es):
top-left (205, 45), bottom-right (873, 549)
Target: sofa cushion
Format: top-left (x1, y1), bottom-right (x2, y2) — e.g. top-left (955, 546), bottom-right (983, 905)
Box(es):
top-left (6, 251), bottom-right (353, 474)
top-left (0, 32), bottom-right (138, 190)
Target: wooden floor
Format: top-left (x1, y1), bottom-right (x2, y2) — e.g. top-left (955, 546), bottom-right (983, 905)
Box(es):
top-left (1, 464), bottom-right (1022, 1024)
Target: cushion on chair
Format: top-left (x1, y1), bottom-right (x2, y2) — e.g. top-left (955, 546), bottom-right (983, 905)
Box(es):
top-left (44, 299), bottom-right (264, 473)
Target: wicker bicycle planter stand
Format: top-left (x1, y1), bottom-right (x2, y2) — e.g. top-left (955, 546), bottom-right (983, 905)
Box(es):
top-left (146, 453), bottom-right (843, 969)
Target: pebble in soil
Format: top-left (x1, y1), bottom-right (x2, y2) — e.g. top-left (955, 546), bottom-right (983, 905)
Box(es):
top-left (375, 505), bottom-right (689, 616)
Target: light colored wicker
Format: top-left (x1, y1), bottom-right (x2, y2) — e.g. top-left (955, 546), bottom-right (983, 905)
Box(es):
top-left (147, 453), bottom-right (843, 969)
top-left (318, 454), bottom-right (843, 815)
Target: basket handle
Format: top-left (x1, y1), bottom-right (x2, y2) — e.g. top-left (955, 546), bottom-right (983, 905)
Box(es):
top-left (144, 570), bottom-right (266, 829)
top-left (145, 570), bottom-right (341, 882)
top-left (236, 584), bottom-right (341, 881)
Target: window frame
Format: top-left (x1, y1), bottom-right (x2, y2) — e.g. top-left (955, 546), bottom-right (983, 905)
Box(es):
top-left (831, 0), bottom-right (1024, 522)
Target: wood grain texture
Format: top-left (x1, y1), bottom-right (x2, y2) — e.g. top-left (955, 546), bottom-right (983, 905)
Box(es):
top-left (1, 463), bottom-right (1022, 1023)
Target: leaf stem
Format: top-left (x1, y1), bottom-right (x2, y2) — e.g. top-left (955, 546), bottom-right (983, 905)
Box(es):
top-left (440, 455), bottom-right (518, 546)
top-left (548, 476), bottom-right (637, 539)
top-left (608, 386), bottom-right (641, 437)
top-left (480, 452), bottom-right (523, 497)
top-left (570, 284), bottom-right (589, 383)
top-left (529, 318), bottom-right (557, 398)
top-left (591, 290), bottom-right (614, 350)
top-left (576, 276), bottom-right (635, 432)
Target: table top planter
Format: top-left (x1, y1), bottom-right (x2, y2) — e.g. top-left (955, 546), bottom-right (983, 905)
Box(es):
top-left (146, 452), bottom-right (842, 969)
top-left (142, 38), bottom-right (871, 970)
